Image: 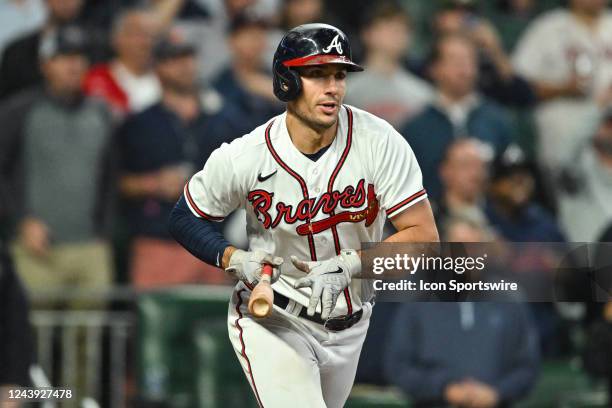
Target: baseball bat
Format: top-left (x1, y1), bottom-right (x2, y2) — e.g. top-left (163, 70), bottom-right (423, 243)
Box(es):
top-left (248, 264), bottom-right (274, 318)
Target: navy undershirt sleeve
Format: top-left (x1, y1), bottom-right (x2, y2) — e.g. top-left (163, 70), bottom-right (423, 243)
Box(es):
top-left (168, 195), bottom-right (231, 268)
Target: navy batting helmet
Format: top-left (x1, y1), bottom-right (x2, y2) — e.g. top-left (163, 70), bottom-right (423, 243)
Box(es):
top-left (272, 23), bottom-right (363, 102)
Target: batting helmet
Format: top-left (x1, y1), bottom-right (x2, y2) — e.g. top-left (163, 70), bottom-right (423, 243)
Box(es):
top-left (272, 23), bottom-right (363, 102)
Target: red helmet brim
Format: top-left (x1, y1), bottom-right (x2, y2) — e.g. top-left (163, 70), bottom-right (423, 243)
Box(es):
top-left (282, 54), bottom-right (364, 72)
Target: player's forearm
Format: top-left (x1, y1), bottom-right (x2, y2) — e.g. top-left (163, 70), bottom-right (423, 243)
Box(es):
top-left (168, 196), bottom-right (230, 268)
top-left (384, 222), bottom-right (440, 244)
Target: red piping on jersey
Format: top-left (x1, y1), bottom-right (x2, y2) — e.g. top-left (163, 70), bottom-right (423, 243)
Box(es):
top-left (234, 289), bottom-right (265, 408)
top-left (327, 105), bottom-right (353, 315)
top-left (264, 120), bottom-right (318, 262)
top-left (183, 182), bottom-right (225, 221)
top-left (387, 189), bottom-right (427, 216)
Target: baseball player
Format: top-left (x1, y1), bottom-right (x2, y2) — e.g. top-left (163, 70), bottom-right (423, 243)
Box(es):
top-left (169, 23), bottom-right (439, 408)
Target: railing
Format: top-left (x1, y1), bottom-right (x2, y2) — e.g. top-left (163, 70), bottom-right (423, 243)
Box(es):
top-left (28, 287), bottom-right (138, 408)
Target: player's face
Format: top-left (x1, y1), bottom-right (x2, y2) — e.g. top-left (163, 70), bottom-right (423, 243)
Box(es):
top-left (290, 64), bottom-right (347, 131)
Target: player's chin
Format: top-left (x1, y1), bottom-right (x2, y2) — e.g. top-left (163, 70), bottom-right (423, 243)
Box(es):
top-left (314, 109), bottom-right (339, 127)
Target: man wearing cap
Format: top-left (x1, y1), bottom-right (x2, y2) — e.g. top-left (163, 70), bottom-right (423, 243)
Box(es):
top-left (116, 34), bottom-right (226, 288)
top-left (209, 14), bottom-right (283, 144)
top-left (0, 25), bottom-right (114, 308)
top-left (0, 0), bottom-right (84, 100)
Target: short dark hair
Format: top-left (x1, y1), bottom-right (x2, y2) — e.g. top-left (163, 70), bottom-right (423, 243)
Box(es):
top-left (361, 1), bottom-right (411, 29)
top-left (425, 33), bottom-right (474, 67)
top-left (228, 12), bottom-right (270, 35)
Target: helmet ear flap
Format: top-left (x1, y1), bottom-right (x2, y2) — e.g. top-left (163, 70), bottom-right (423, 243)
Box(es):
top-left (273, 60), bottom-right (302, 102)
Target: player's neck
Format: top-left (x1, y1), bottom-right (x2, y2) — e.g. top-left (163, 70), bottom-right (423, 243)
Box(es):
top-left (286, 110), bottom-right (338, 154)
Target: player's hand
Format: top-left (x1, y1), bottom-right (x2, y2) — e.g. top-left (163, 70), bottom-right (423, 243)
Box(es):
top-left (225, 249), bottom-right (283, 286)
top-left (292, 249), bottom-right (361, 320)
top-left (19, 217), bottom-right (51, 257)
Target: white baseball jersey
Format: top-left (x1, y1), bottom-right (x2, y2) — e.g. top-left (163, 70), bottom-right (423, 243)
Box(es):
top-left (184, 105), bottom-right (426, 317)
top-left (512, 8), bottom-right (612, 171)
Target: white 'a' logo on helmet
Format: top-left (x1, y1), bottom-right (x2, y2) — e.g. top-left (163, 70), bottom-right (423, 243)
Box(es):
top-left (322, 34), bottom-right (343, 54)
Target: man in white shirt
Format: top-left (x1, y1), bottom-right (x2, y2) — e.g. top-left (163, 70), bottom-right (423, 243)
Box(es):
top-left (513, 0), bottom-right (612, 175)
top-left (83, 7), bottom-right (161, 118)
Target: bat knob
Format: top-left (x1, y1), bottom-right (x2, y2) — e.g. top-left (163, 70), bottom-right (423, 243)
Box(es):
top-left (250, 298), bottom-right (272, 317)
top-left (248, 264), bottom-right (274, 318)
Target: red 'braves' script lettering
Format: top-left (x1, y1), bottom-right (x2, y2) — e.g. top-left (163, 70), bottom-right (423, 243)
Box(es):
top-left (247, 179), bottom-right (379, 234)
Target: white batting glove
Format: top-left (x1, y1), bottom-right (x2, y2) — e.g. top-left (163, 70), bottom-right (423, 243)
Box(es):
top-left (292, 249), bottom-right (361, 320)
top-left (225, 249), bottom-right (283, 286)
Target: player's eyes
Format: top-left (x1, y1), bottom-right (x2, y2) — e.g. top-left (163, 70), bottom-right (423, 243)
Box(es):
top-left (335, 72), bottom-right (347, 80)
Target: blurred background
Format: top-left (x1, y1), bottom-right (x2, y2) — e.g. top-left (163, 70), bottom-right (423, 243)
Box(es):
top-left (1, 0), bottom-right (612, 407)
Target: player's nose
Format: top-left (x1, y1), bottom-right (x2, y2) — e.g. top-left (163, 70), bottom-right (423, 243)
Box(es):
top-left (324, 75), bottom-right (340, 95)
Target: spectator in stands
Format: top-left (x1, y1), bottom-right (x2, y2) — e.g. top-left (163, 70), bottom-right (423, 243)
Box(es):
top-left (385, 299), bottom-right (540, 407)
top-left (116, 34), bottom-right (226, 288)
top-left (209, 14), bottom-right (283, 142)
top-left (344, 3), bottom-right (433, 127)
top-left (169, 0), bottom-right (278, 84)
top-left (385, 216), bottom-right (539, 407)
top-left (436, 138), bottom-right (492, 229)
top-left (0, 26), bottom-right (114, 308)
top-left (555, 108), bottom-right (612, 243)
top-left (486, 144), bottom-right (564, 242)
top-left (486, 144), bottom-right (569, 357)
top-left (512, 0), bottom-right (612, 176)
top-left (83, 7), bottom-right (161, 119)
top-left (0, 0), bottom-right (84, 100)
top-left (401, 34), bottom-right (513, 200)
top-left (0, 240), bottom-right (34, 403)
top-left (431, 0), bottom-right (535, 107)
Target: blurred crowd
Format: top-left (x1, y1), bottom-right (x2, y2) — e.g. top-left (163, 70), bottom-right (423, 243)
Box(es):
top-left (1, 0), bottom-right (612, 406)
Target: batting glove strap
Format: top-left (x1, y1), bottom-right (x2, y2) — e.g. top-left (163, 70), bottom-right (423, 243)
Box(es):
top-left (225, 249), bottom-right (283, 286)
top-left (339, 249), bottom-right (361, 278)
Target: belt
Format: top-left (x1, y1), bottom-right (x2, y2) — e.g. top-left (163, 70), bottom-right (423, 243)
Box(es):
top-left (273, 291), bottom-right (363, 332)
